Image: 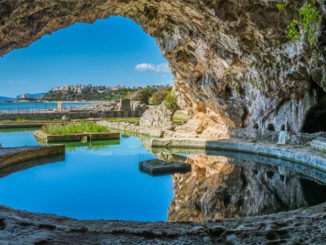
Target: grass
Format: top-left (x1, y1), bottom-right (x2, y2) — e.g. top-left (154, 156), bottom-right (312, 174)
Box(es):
top-left (172, 110), bottom-right (189, 123)
top-left (147, 159), bottom-right (161, 165)
top-left (107, 117), bottom-right (140, 123)
top-left (42, 122), bottom-right (109, 135)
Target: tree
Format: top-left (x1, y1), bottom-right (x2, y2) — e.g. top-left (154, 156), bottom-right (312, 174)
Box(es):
top-left (149, 87), bottom-right (171, 105)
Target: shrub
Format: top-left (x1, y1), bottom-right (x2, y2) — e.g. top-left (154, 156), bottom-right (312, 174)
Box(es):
top-left (42, 122), bottom-right (109, 135)
top-left (164, 91), bottom-right (177, 111)
top-left (128, 87), bottom-right (158, 104)
top-left (149, 88), bottom-right (171, 105)
top-left (278, 0), bottom-right (322, 46)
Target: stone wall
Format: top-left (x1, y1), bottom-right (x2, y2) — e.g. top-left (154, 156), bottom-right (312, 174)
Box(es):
top-left (139, 103), bottom-right (174, 129)
top-left (0, 145), bottom-right (65, 169)
top-left (0, 110), bottom-right (144, 121)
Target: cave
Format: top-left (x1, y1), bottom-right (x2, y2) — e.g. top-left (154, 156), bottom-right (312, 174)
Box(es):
top-left (0, 0), bottom-right (324, 137)
top-left (0, 0), bottom-right (326, 243)
top-left (302, 99), bottom-right (326, 133)
top-left (302, 82), bottom-right (326, 134)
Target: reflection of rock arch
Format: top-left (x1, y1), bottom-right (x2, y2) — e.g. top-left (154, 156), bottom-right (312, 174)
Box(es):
top-left (1, 0), bottom-right (325, 136)
top-left (168, 155), bottom-right (326, 222)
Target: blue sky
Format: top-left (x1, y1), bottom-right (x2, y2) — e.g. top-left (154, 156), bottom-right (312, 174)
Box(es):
top-left (0, 16), bottom-right (173, 97)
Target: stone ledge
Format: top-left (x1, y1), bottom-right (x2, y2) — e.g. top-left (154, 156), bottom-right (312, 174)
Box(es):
top-left (0, 145), bottom-right (65, 169)
top-left (150, 138), bottom-right (326, 172)
top-left (311, 138), bottom-right (326, 152)
top-left (0, 119), bottom-right (102, 129)
top-left (34, 130), bottom-right (120, 143)
top-left (97, 121), bottom-right (164, 138)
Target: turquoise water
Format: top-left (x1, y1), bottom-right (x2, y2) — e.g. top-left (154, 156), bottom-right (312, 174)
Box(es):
top-left (0, 131), bottom-right (174, 221)
top-left (0, 102), bottom-right (91, 113)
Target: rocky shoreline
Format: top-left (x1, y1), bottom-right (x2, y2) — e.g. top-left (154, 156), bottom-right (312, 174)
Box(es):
top-left (1, 202), bottom-right (326, 244)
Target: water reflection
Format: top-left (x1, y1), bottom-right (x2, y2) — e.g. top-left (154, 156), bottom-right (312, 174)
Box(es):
top-left (57, 139), bottom-right (121, 151)
top-left (167, 154), bottom-right (326, 222)
top-left (0, 131), bottom-right (174, 221)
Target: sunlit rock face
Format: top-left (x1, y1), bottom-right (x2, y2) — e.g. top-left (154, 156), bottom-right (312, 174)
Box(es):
top-left (0, 0), bottom-right (325, 136)
top-left (168, 155), bottom-right (326, 222)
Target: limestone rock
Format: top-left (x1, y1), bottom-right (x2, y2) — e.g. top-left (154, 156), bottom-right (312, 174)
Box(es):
top-left (140, 103), bottom-right (174, 128)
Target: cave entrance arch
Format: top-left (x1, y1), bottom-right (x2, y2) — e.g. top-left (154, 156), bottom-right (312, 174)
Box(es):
top-left (0, 15), bottom-right (172, 101)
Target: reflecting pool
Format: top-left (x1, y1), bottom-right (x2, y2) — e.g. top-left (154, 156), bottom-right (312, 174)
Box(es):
top-left (0, 130), bottom-right (326, 222)
top-left (0, 130), bottom-right (174, 221)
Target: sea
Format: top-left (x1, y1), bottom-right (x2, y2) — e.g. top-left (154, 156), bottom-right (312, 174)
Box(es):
top-left (0, 102), bottom-right (92, 113)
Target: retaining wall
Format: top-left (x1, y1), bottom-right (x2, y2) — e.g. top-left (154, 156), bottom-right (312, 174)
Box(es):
top-left (0, 110), bottom-right (144, 121)
top-left (0, 145), bottom-right (65, 169)
top-left (150, 138), bottom-right (326, 172)
top-left (34, 130), bottom-right (120, 143)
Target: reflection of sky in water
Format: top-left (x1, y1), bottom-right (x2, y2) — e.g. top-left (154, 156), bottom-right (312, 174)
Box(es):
top-left (0, 131), bottom-right (173, 221)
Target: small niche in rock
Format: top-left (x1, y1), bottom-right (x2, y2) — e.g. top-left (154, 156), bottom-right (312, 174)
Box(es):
top-left (224, 85), bottom-right (233, 100)
top-left (267, 124), bottom-right (275, 131)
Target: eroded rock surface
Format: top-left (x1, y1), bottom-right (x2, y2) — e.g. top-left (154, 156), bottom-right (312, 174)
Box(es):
top-left (0, 0), bottom-right (325, 136)
top-left (2, 203), bottom-right (326, 244)
top-left (140, 103), bottom-right (174, 128)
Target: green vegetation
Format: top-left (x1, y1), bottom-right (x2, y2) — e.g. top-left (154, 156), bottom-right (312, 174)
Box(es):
top-left (147, 159), bottom-right (161, 165)
top-left (276, 0), bottom-right (286, 10)
top-left (42, 122), bottom-right (109, 135)
top-left (164, 91), bottom-right (178, 111)
top-left (149, 87), bottom-right (171, 105)
top-left (127, 87), bottom-right (158, 104)
top-left (16, 118), bottom-right (28, 122)
top-left (107, 117), bottom-right (140, 123)
top-left (172, 110), bottom-right (189, 123)
top-left (298, 2), bottom-right (322, 45)
top-left (287, 19), bottom-right (301, 41)
top-left (277, 0), bottom-right (322, 46)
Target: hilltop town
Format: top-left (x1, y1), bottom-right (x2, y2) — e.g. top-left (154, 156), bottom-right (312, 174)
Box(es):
top-left (43, 84), bottom-right (170, 102)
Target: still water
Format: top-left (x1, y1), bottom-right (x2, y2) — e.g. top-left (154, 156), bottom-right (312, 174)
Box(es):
top-left (0, 102), bottom-right (91, 112)
top-left (0, 130), bottom-right (326, 222)
top-left (0, 131), bottom-right (173, 221)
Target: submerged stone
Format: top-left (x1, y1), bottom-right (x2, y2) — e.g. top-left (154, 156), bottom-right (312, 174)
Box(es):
top-left (139, 159), bottom-right (191, 176)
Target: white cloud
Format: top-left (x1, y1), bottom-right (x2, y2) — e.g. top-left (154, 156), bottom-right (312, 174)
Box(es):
top-left (135, 63), bottom-right (170, 73)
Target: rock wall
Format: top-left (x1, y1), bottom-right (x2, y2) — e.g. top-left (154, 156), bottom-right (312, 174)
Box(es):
top-left (0, 0), bottom-right (325, 136)
top-left (139, 103), bottom-right (174, 128)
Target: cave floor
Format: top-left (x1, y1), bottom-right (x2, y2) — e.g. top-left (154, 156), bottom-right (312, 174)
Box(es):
top-left (1, 202), bottom-right (326, 244)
